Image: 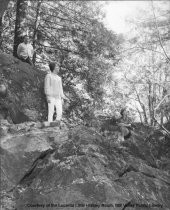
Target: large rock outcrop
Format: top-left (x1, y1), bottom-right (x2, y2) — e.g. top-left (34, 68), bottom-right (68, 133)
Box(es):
top-left (0, 52), bottom-right (47, 123)
top-left (1, 121), bottom-right (170, 210)
top-left (0, 52), bottom-right (170, 210)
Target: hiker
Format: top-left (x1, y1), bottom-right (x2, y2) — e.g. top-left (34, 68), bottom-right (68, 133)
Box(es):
top-left (117, 108), bottom-right (132, 140)
top-left (17, 35), bottom-right (34, 65)
top-left (44, 62), bottom-right (67, 123)
top-left (100, 108), bottom-right (133, 141)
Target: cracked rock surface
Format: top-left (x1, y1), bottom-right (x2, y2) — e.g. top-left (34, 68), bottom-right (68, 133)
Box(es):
top-left (1, 122), bottom-right (170, 210)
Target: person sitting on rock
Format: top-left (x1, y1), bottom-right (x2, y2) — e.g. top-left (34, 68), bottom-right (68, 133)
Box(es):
top-left (44, 62), bottom-right (67, 123)
top-left (17, 35), bottom-right (34, 65)
top-left (100, 108), bottom-right (133, 141)
top-left (116, 108), bottom-right (133, 140)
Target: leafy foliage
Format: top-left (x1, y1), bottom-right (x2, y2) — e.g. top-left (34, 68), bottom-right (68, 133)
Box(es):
top-left (1, 0), bottom-right (123, 124)
top-left (104, 1), bottom-right (170, 125)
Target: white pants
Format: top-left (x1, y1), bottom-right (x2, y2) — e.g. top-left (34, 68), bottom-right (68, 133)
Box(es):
top-left (47, 97), bottom-right (62, 122)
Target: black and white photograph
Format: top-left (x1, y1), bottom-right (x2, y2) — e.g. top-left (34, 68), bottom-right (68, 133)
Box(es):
top-left (0, 0), bottom-right (170, 209)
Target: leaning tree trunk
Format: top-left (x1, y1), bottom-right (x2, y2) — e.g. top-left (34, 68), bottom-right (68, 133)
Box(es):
top-left (13, 0), bottom-right (28, 57)
top-left (32, 0), bottom-right (42, 64)
top-left (0, 0), bottom-right (10, 50)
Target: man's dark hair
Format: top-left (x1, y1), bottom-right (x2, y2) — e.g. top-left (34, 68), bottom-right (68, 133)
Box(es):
top-left (23, 35), bottom-right (28, 38)
top-left (22, 35), bottom-right (29, 42)
top-left (49, 62), bottom-right (56, 72)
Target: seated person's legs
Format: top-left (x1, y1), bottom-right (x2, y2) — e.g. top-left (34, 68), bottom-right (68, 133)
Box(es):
top-left (25, 57), bottom-right (33, 65)
top-left (19, 56), bottom-right (33, 65)
top-left (120, 126), bottom-right (131, 139)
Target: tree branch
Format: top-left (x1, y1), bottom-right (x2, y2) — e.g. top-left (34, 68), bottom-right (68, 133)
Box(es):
top-left (151, 0), bottom-right (170, 62)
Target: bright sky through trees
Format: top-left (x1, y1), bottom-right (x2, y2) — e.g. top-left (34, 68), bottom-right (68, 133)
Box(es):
top-left (103, 1), bottom-right (150, 34)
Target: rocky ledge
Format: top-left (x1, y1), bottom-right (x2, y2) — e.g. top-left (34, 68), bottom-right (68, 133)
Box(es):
top-left (0, 121), bottom-right (170, 210)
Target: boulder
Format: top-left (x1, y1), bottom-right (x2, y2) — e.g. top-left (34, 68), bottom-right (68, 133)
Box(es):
top-left (0, 52), bottom-right (47, 123)
top-left (0, 52), bottom-right (170, 210)
top-left (1, 124), bottom-right (170, 210)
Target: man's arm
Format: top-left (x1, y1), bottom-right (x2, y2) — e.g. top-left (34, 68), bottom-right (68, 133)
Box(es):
top-left (60, 78), bottom-right (67, 100)
top-left (17, 44), bottom-right (22, 57)
top-left (30, 44), bottom-right (34, 57)
top-left (44, 74), bottom-right (51, 97)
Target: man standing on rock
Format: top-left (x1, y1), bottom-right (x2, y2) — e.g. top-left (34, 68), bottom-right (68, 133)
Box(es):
top-left (17, 35), bottom-right (34, 65)
top-left (44, 62), bottom-right (67, 123)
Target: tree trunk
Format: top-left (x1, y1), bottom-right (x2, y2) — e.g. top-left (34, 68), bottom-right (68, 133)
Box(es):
top-left (136, 107), bottom-right (143, 124)
top-left (160, 110), bottom-right (164, 125)
top-left (148, 81), bottom-right (152, 125)
top-left (0, 0), bottom-right (10, 50)
top-left (142, 104), bottom-right (148, 124)
top-left (32, 1), bottom-right (42, 64)
top-left (134, 87), bottom-right (148, 124)
top-left (13, 0), bottom-right (28, 57)
top-left (0, 16), bottom-right (2, 49)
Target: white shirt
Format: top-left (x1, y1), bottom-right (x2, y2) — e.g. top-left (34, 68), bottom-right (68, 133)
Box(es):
top-left (17, 43), bottom-right (34, 59)
top-left (44, 72), bottom-right (65, 99)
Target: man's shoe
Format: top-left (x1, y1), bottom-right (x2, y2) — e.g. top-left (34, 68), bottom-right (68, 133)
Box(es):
top-left (50, 121), bottom-right (60, 127)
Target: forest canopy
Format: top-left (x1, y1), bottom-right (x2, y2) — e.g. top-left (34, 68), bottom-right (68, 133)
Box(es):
top-left (0, 0), bottom-right (170, 126)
